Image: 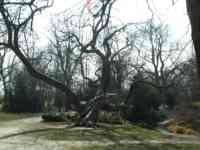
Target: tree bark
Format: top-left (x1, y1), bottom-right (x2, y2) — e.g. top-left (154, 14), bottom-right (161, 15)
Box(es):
top-left (102, 60), bottom-right (111, 94)
top-left (186, 0), bottom-right (200, 77)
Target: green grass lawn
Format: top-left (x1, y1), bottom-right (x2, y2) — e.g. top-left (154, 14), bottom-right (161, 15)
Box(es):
top-left (77, 144), bottom-right (200, 150)
top-left (0, 112), bottom-right (32, 122)
top-left (31, 124), bottom-right (164, 141)
top-left (0, 112), bottom-right (198, 150)
top-left (29, 124), bottom-right (200, 150)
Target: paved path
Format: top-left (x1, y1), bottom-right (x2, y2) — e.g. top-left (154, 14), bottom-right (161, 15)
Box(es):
top-left (0, 116), bottom-right (70, 150)
top-left (0, 116), bottom-right (66, 138)
top-left (0, 117), bottom-right (200, 150)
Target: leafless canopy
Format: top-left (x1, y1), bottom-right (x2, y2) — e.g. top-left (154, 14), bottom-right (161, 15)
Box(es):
top-left (0, 0), bottom-right (78, 98)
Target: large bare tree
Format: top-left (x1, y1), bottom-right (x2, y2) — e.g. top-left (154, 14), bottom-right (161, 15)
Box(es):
top-left (0, 0), bottom-right (128, 126)
top-left (0, 0), bottom-right (78, 105)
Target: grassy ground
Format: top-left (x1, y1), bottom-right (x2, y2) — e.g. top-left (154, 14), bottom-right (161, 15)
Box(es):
top-left (77, 144), bottom-right (200, 150)
top-left (31, 124), bottom-right (164, 141)
top-left (30, 124), bottom-right (200, 150)
top-left (0, 112), bottom-right (199, 150)
top-left (0, 112), bottom-right (32, 122)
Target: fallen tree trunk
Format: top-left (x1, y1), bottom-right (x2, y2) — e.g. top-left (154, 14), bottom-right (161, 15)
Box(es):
top-left (78, 93), bottom-right (117, 127)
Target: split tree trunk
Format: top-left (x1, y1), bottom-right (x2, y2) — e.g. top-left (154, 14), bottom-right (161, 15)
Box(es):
top-left (78, 93), bottom-right (117, 127)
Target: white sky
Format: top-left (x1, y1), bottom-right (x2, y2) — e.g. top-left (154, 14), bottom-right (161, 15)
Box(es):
top-left (34, 0), bottom-right (190, 53)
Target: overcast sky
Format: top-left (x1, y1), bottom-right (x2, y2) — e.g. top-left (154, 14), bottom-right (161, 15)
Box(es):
top-left (34, 0), bottom-right (190, 51)
top-left (0, 0), bottom-right (191, 94)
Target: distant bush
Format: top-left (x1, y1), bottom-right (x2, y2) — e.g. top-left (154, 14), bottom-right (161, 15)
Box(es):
top-left (42, 111), bottom-right (80, 122)
top-left (42, 112), bottom-right (66, 122)
top-left (5, 71), bottom-right (43, 113)
top-left (125, 81), bottom-right (163, 126)
top-left (157, 110), bottom-right (168, 121)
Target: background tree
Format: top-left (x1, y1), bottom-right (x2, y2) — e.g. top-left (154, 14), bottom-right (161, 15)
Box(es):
top-left (129, 19), bottom-right (184, 108)
top-left (48, 23), bottom-right (82, 111)
top-left (0, 0), bottom-right (78, 103)
top-left (186, 0), bottom-right (200, 78)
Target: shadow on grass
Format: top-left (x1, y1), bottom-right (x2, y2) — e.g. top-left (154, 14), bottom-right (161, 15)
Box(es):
top-left (26, 124), bottom-right (164, 142)
top-left (0, 127), bottom-right (70, 140)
